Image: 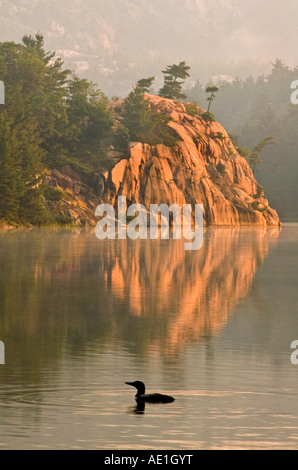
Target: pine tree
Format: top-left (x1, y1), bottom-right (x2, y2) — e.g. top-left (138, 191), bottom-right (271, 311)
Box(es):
top-left (115, 86), bottom-right (177, 151)
top-left (206, 86), bottom-right (219, 112)
top-left (66, 75), bottom-right (112, 145)
top-left (136, 77), bottom-right (155, 93)
top-left (20, 34), bottom-right (70, 160)
top-left (0, 112), bottom-right (24, 223)
top-left (159, 61), bottom-right (190, 100)
top-left (249, 136), bottom-right (276, 175)
top-left (0, 35), bottom-right (54, 224)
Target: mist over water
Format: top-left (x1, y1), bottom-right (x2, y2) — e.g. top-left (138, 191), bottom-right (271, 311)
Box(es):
top-left (1, 226), bottom-right (298, 449)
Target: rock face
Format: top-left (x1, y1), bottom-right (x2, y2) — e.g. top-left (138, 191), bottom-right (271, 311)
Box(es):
top-left (100, 95), bottom-right (280, 226)
top-left (46, 95), bottom-right (280, 226)
top-left (44, 166), bottom-right (105, 226)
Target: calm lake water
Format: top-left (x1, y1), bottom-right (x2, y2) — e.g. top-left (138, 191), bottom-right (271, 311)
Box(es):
top-left (0, 225), bottom-right (298, 450)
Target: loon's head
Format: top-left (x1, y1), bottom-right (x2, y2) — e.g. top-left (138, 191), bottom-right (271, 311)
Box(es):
top-left (125, 381), bottom-right (146, 397)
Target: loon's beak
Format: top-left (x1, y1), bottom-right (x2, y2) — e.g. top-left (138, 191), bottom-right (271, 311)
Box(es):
top-left (125, 382), bottom-right (134, 387)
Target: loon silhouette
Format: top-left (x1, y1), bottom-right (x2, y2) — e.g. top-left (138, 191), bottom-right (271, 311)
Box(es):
top-left (125, 381), bottom-right (175, 404)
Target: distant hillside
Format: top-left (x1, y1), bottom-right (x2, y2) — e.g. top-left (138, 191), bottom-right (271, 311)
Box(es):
top-left (0, 0), bottom-right (297, 95)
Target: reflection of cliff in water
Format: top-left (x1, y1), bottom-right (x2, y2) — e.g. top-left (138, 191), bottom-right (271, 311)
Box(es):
top-left (104, 228), bottom-right (280, 353)
top-left (0, 227), bottom-right (280, 375)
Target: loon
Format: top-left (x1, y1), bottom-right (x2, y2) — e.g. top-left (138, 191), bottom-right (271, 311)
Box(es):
top-left (125, 381), bottom-right (175, 404)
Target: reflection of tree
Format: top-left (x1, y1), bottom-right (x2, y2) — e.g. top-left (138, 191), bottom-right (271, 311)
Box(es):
top-left (0, 227), bottom-right (279, 382)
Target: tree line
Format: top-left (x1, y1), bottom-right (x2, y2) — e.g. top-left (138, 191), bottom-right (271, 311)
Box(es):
top-left (0, 34), bottom-right (112, 225)
top-left (186, 59), bottom-right (298, 220)
top-left (0, 40), bottom-right (196, 225)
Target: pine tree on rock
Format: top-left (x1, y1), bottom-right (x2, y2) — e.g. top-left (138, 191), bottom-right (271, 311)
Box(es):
top-left (159, 61), bottom-right (190, 100)
top-left (136, 77), bottom-right (155, 93)
top-left (114, 86), bottom-right (177, 151)
top-left (206, 86), bottom-right (219, 112)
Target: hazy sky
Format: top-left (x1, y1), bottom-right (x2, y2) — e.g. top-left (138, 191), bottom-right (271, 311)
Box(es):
top-left (0, 0), bottom-right (297, 93)
top-left (1, 0), bottom-right (297, 62)
top-left (219, 0), bottom-right (298, 64)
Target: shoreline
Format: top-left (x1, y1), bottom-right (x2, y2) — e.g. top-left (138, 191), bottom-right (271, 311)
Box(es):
top-left (1, 221), bottom-right (293, 233)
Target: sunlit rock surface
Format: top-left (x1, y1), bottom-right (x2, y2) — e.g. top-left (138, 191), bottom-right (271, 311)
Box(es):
top-left (47, 95), bottom-right (280, 226)
top-left (101, 95), bottom-right (280, 227)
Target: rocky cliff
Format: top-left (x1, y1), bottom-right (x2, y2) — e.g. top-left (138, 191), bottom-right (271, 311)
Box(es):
top-left (101, 95), bottom-right (280, 226)
top-left (47, 95), bottom-right (280, 227)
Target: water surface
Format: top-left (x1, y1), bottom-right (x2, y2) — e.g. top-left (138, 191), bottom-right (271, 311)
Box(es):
top-left (0, 225), bottom-right (298, 450)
